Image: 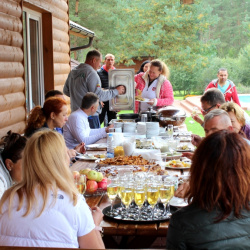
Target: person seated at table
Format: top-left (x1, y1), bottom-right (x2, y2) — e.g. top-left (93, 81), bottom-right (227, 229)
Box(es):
top-left (134, 59), bottom-right (174, 113)
top-left (64, 92), bottom-right (113, 149)
top-left (220, 102), bottom-right (250, 140)
top-left (0, 130), bottom-right (105, 249)
top-left (167, 130), bottom-right (250, 249)
top-left (24, 97), bottom-right (85, 156)
top-left (0, 131), bottom-right (27, 198)
top-left (192, 88), bottom-right (250, 129)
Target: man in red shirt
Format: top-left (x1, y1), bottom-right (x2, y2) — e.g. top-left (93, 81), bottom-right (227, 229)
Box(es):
top-left (205, 68), bottom-right (241, 106)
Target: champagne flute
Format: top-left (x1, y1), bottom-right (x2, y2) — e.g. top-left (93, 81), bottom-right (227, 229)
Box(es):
top-left (160, 179), bottom-right (175, 217)
top-left (146, 182), bottom-right (160, 219)
top-left (134, 183), bottom-right (146, 220)
top-left (76, 174), bottom-right (86, 195)
top-left (121, 182), bottom-right (134, 219)
top-left (107, 177), bottom-right (118, 216)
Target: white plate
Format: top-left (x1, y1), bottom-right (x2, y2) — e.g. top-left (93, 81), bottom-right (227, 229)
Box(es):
top-left (170, 196), bottom-right (188, 207)
top-left (176, 146), bottom-right (194, 152)
top-left (137, 98), bottom-right (150, 103)
top-left (156, 152), bottom-right (182, 161)
top-left (86, 143), bottom-right (107, 150)
top-left (165, 160), bottom-right (191, 170)
top-left (76, 154), bottom-right (98, 161)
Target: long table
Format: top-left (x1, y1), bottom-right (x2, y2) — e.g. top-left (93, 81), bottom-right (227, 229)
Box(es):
top-left (70, 138), bottom-right (189, 249)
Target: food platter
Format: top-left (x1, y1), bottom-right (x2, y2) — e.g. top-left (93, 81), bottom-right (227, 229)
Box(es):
top-left (165, 159), bottom-right (191, 170)
top-left (103, 203), bottom-right (176, 223)
top-left (86, 143), bottom-right (107, 150)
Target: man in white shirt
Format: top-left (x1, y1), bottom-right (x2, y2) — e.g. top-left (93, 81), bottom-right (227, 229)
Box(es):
top-left (63, 93), bottom-right (113, 148)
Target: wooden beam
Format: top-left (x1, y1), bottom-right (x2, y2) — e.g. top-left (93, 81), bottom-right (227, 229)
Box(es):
top-left (69, 30), bottom-right (88, 39)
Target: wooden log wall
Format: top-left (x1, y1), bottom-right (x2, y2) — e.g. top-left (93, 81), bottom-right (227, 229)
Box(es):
top-left (0, 0), bottom-right (25, 138)
top-left (0, 0), bottom-right (71, 138)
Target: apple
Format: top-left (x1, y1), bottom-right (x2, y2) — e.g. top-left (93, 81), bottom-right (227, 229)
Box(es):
top-left (72, 171), bottom-right (80, 182)
top-left (86, 180), bottom-right (98, 193)
top-left (87, 170), bottom-right (99, 181)
top-left (96, 172), bottom-right (103, 182)
top-left (98, 178), bottom-right (107, 190)
top-left (79, 168), bottom-right (91, 176)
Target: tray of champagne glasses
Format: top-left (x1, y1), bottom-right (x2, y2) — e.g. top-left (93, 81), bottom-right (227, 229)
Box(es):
top-left (102, 202), bottom-right (177, 223)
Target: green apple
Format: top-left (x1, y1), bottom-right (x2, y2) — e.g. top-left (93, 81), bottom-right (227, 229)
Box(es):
top-left (96, 172), bottom-right (103, 182)
top-left (87, 170), bottom-right (99, 181)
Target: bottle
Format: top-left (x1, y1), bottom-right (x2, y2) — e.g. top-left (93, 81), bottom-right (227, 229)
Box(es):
top-left (107, 133), bottom-right (114, 158)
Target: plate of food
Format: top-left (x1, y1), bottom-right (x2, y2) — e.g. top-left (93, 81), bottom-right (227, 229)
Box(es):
top-left (86, 143), bottom-right (107, 150)
top-left (176, 144), bottom-right (194, 152)
top-left (76, 154), bottom-right (98, 161)
top-left (165, 159), bottom-right (191, 170)
top-left (138, 98), bottom-right (150, 103)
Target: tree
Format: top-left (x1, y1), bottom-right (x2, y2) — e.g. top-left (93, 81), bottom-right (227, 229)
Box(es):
top-left (203, 0), bottom-right (250, 58)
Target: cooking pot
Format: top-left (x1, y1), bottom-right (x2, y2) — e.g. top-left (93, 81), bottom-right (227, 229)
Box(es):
top-left (139, 107), bottom-right (157, 122)
top-left (118, 113), bottom-right (139, 120)
top-left (153, 105), bottom-right (186, 127)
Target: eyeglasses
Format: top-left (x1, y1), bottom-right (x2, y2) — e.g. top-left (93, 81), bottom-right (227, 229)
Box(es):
top-left (201, 104), bottom-right (217, 114)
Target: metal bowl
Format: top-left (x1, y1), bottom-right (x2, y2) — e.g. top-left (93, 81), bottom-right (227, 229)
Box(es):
top-left (153, 106), bottom-right (186, 127)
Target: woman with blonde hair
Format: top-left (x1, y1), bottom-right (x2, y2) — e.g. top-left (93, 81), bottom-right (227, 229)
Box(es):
top-left (220, 102), bottom-right (250, 140)
top-left (167, 130), bottom-right (250, 249)
top-left (0, 130), bottom-right (104, 249)
top-left (134, 59), bottom-right (174, 113)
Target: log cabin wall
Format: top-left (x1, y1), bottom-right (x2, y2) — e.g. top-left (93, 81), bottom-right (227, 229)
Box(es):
top-left (0, 0), bottom-right (71, 138)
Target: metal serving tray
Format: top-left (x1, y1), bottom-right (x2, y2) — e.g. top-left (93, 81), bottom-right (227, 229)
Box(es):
top-left (109, 69), bottom-right (135, 111)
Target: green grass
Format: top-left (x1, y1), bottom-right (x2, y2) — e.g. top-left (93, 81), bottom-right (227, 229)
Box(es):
top-left (185, 116), bottom-right (205, 137)
top-left (246, 110), bottom-right (250, 116)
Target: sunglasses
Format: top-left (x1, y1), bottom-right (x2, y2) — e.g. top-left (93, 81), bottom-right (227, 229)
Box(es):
top-left (201, 104), bottom-right (217, 114)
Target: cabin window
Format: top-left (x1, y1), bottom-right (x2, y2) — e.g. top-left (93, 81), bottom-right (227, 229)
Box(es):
top-left (23, 8), bottom-right (44, 113)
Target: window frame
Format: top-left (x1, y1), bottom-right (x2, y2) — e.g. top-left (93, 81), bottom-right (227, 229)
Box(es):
top-left (23, 7), bottom-right (45, 113)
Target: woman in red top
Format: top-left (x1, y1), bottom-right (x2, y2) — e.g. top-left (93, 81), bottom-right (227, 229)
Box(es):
top-left (134, 59), bottom-right (174, 113)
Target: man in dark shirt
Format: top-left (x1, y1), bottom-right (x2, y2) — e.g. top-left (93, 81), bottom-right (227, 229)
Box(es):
top-left (97, 54), bottom-right (117, 125)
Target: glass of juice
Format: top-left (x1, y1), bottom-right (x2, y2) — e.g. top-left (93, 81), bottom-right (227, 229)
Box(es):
top-left (160, 179), bottom-right (175, 217)
top-left (107, 177), bottom-right (118, 216)
top-left (76, 174), bottom-right (86, 195)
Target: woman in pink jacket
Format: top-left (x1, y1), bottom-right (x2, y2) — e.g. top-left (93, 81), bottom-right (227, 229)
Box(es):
top-left (134, 59), bottom-right (174, 113)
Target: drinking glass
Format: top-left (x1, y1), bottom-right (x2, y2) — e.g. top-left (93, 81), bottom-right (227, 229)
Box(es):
top-left (167, 124), bottom-right (174, 138)
top-left (107, 177), bottom-right (118, 216)
top-left (134, 183), bottom-right (146, 220)
top-left (76, 174), bottom-right (86, 195)
top-left (121, 182), bottom-right (134, 219)
top-left (146, 182), bottom-right (160, 219)
top-left (160, 179), bottom-right (175, 217)
top-left (141, 114), bottom-right (147, 122)
top-left (168, 138), bottom-right (180, 158)
top-left (192, 106), bottom-right (199, 116)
